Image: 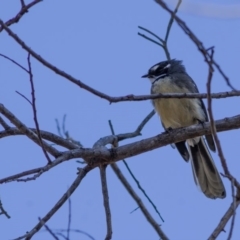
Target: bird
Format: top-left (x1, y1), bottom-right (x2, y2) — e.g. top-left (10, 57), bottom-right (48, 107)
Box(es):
top-left (142, 59), bottom-right (226, 199)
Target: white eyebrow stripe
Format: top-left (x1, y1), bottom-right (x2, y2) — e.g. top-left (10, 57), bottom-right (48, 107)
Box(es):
top-left (151, 64), bottom-right (160, 71)
top-left (164, 63), bottom-right (171, 69)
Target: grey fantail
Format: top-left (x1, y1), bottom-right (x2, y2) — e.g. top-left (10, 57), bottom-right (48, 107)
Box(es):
top-left (142, 59), bottom-right (226, 199)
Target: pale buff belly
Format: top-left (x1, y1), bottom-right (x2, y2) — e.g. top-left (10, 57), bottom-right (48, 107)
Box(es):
top-left (152, 77), bottom-right (205, 129)
top-left (154, 98), bottom-right (200, 129)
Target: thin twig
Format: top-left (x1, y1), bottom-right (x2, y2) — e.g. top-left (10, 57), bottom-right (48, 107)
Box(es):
top-left (123, 160), bottom-right (164, 222)
top-left (0, 199), bottom-right (11, 219)
top-left (66, 196), bottom-right (72, 240)
top-left (45, 229), bottom-right (95, 240)
top-left (227, 181), bottom-right (237, 240)
top-left (111, 164), bottom-right (169, 240)
top-left (20, 0), bottom-right (26, 8)
top-left (116, 110), bottom-right (155, 141)
top-left (206, 46), bottom-right (230, 179)
top-left (0, 167), bottom-right (45, 184)
top-left (27, 53), bottom-right (52, 164)
top-left (0, 53), bottom-right (29, 73)
top-left (0, 127), bottom-right (78, 151)
top-left (165, 0), bottom-right (182, 42)
top-left (163, 0), bottom-right (182, 59)
top-left (57, 113), bottom-right (165, 238)
top-left (208, 201), bottom-right (240, 240)
top-left (139, 0), bottom-right (182, 61)
top-left (154, 0), bottom-right (237, 91)
top-left (137, 33), bottom-right (163, 47)
top-left (15, 91), bottom-right (32, 105)
top-left (138, 26), bottom-right (164, 43)
top-left (1, 19), bottom-right (239, 103)
top-left (14, 165), bottom-right (91, 240)
top-left (0, 104), bottom-right (60, 157)
top-left (40, 218), bottom-right (59, 240)
top-left (109, 120), bottom-right (164, 222)
top-left (135, 110), bottom-right (155, 132)
top-left (100, 165), bottom-right (112, 240)
top-left (0, 0), bottom-right (42, 32)
top-left (56, 115), bottom-right (83, 147)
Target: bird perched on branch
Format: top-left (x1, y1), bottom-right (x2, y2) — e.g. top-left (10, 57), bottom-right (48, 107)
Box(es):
top-left (142, 59), bottom-right (226, 199)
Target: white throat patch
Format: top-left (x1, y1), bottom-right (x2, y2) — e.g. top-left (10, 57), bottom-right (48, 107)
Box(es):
top-left (149, 73), bottom-right (168, 84)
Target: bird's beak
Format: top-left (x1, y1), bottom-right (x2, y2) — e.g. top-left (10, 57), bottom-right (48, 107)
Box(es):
top-left (141, 74), bottom-right (148, 78)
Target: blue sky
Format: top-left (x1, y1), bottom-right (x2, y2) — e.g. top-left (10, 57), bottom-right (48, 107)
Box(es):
top-left (0, 0), bottom-right (240, 239)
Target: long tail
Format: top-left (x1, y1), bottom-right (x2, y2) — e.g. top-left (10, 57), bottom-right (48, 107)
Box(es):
top-left (188, 137), bottom-right (226, 199)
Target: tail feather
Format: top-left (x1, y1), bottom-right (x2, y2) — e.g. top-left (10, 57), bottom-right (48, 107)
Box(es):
top-left (175, 141), bottom-right (189, 162)
top-left (188, 137), bottom-right (226, 199)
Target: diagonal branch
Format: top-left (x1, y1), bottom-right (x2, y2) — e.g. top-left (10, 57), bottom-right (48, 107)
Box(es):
top-left (0, 103), bottom-right (60, 157)
top-left (227, 181), bottom-right (237, 240)
top-left (1, 115), bottom-right (240, 185)
top-left (154, 0), bottom-right (237, 91)
top-left (14, 165), bottom-right (92, 240)
top-left (0, 116), bottom-right (10, 130)
top-left (138, 0), bottom-right (182, 61)
top-left (0, 0), bottom-right (42, 32)
top-left (111, 163), bottom-right (168, 239)
top-left (0, 127), bottom-right (78, 150)
top-left (114, 110), bottom-right (155, 141)
top-left (0, 19), bottom-right (239, 103)
top-left (208, 200), bottom-right (240, 240)
top-left (0, 53), bottom-right (29, 73)
top-left (27, 53), bottom-right (52, 163)
top-left (0, 199), bottom-right (11, 219)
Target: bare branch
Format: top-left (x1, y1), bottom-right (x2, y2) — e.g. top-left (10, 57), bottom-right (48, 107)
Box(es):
top-left (100, 166), bottom-right (112, 240)
top-left (0, 166), bottom-right (44, 184)
top-left (66, 196), bottom-right (72, 240)
top-left (138, 26), bottom-right (164, 44)
top-left (15, 91), bottom-right (32, 105)
top-left (139, 0), bottom-right (181, 61)
top-left (109, 119), bottom-right (164, 222)
top-left (0, 53), bottom-right (29, 73)
top-left (208, 201), bottom-right (240, 240)
top-left (154, 0), bottom-right (237, 91)
top-left (206, 48), bottom-right (229, 177)
top-left (91, 115), bottom-right (240, 166)
top-left (56, 115), bottom-right (83, 147)
top-left (0, 0), bottom-right (42, 32)
top-left (138, 32), bottom-right (163, 47)
top-left (0, 104), bottom-right (60, 157)
top-left (46, 229), bottom-right (95, 240)
top-left (165, 0), bottom-right (182, 43)
top-left (0, 116), bottom-right (10, 130)
top-left (0, 199), bottom-right (11, 219)
top-left (0, 127), bottom-right (78, 150)
top-left (1, 115), bottom-right (240, 177)
top-left (39, 218), bottom-right (59, 240)
top-left (0, 19), bottom-right (239, 103)
top-left (109, 113), bottom-right (168, 237)
top-left (227, 181), bottom-right (237, 240)
top-left (14, 165), bottom-right (92, 240)
top-left (111, 163), bottom-right (168, 239)
top-left (27, 53), bottom-right (52, 163)
top-left (20, 0), bottom-right (25, 8)
top-left (115, 110), bottom-right (155, 141)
